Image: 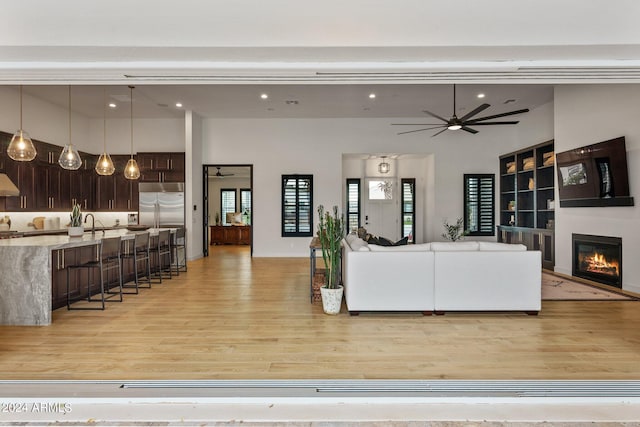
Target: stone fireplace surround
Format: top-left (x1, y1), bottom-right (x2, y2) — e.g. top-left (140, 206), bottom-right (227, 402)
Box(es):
top-left (572, 233), bottom-right (622, 288)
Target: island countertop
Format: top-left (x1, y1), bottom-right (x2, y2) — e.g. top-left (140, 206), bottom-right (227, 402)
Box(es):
top-left (0, 228), bottom-right (174, 326)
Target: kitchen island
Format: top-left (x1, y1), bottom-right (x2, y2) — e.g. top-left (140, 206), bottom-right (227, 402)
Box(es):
top-left (0, 228), bottom-right (172, 326)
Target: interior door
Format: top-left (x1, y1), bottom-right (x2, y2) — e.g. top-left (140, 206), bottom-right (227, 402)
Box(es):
top-left (363, 178), bottom-right (399, 241)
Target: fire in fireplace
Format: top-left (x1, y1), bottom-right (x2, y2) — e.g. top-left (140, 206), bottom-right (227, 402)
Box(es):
top-left (572, 233), bottom-right (622, 288)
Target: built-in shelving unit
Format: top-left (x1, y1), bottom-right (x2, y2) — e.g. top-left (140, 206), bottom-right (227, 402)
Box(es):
top-left (498, 140), bottom-right (555, 269)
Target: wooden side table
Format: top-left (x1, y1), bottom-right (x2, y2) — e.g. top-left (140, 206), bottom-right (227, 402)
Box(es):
top-left (309, 236), bottom-right (322, 303)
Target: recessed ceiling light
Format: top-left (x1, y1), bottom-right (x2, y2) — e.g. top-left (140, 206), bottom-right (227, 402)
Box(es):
top-left (369, 93), bottom-right (376, 99)
top-left (108, 103), bottom-right (117, 108)
top-left (175, 102), bottom-right (183, 108)
top-left (477, 93), bottom-right (485, 99)
top-left (260, 93), bottom-right (268, 99)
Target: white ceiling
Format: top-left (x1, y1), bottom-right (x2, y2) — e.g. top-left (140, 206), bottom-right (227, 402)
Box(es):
top-left (17, 83), bottom-right (553, 120)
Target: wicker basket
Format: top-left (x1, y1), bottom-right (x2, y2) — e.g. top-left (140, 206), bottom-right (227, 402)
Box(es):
top-left (312, 269), bottom-right (326, 303)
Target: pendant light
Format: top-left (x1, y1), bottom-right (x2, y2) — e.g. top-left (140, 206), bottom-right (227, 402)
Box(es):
top-left (58, 86), bottom-right (83, 170)
top-left (7, 85), bottom-right (37, 161)
top-left (378, 156), bottom-right (390, 174)
top-left (124, 85), bottom-right (140, 180)
top-left (95, 87), bottom-right (115, 175)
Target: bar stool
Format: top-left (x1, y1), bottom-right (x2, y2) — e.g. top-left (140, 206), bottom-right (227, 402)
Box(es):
top-left (149, 229), bottom-right (172, 283)
top-left (66, 237), bottom-right (123, 310)
top-left (171, 227), bottom-right (187, 275)
top-left (121, 231), bottom-right (151, 294)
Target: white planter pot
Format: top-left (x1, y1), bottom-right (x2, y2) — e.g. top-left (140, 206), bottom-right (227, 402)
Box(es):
top-left (68, 226), bottom-right (84, 237)
top-left (320, 285), bottom-right (343, 315)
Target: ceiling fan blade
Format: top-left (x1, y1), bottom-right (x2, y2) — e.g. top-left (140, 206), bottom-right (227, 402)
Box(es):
top-left (391, 123), bottom-right (443, 126)
top-left (458, 103), bottom-right (490, 122)
top-left (397, 125), bottom-right (447, 135)
top-left (431, 128), bottom-right (449, 137)
top-left (466, 121), bottom-right (520, 125)
top-left (461, 126), bottom-right (479, 134)
top-left (422, 109), bottom-right (449, 123)
top-left (466, 108), bottom-right (530, 123)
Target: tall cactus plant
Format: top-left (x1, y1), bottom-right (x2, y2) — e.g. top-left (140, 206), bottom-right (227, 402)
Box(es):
top-left (317, 205), bottom-right (345, 289)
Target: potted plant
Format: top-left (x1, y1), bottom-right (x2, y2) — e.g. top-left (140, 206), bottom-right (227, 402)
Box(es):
top-left (317, 205), bottom-right (345, 315)
top-left (68, 203), bottom-right (84, 237)
top-left (441, 217), bottom-right (468, 241)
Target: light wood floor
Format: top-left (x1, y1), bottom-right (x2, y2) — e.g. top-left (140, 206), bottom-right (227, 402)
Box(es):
top-left (1, 245), bottom-right (639, 381)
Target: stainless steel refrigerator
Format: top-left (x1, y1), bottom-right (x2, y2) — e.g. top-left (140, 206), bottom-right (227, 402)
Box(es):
top-left (138, 182), bottom-right (185, 228)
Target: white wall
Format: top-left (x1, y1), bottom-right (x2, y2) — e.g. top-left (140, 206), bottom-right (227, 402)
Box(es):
top-left (0, 86), bottom-right (91, 152)
top-left (554, 84), bottom-right (640, 293)
top-left (186, 111), bottom-right (204, 260)
top-left (88, 118), bottom-right (185, 154)
top-left (202, 115), bottom-right (552, 257)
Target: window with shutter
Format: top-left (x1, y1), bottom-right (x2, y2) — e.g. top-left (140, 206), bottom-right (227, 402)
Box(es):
top-left (346, 178), bottom-right (360, 232)
top-left (282, 175), bottom-right (313, 237)
top-left (241, 188), bottom-right (252, 224)
top-left (401, 178), bottom-right (416, 242)
top-left (221, 189), bottom-right (237, 226)
top-left (464, 174), bottom-right (495, 236)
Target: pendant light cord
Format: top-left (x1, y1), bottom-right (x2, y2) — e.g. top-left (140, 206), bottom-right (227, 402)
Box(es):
top-left (19, 85), bottom-right (23, 129)
top-left (129, 85), bottom-right (134, 159)
top-left (68, 85), bottom-right (72, 145)
top-left (103, 87), bottom-right (107, 151)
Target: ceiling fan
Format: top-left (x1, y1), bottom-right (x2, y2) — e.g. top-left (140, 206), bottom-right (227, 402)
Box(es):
top-left (392, 85), bottom-right (530, 137)
top-left (213, 167), bottom-right (234, 177)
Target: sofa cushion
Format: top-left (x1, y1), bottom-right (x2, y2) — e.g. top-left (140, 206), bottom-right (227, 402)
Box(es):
top-left (430, 241), bottom-right (479, 251)
top-left (345, 234), bottom-right (361, 247)
top-left (369, 242), bottom-right (431, 251)
top-left (348, 237), bottom-right (370, 252)
top-left (478, 241), bottom-right (527, 251)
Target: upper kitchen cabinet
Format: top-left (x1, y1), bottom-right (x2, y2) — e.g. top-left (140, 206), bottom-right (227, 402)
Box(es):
top-left (137, 152), bottom-right (185, 183)
top-left (96, 155), bottom-right (138, 211)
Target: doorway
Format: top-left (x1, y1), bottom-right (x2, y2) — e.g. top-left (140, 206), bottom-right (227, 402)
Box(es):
top-left (203, 164), bottom-right (253, 257)
top-left (363, 177), bottom-right (399, 241)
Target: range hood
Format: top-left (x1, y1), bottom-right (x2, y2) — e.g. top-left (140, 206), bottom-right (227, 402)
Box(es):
top-left (0, 173), bottom-right (20, 197)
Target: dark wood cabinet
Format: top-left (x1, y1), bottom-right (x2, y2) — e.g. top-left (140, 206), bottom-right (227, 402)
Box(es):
top-left (210, 225), bottom-right (251, 245)
top-left (498, 140), bottom-right (555, 269)
top-left (138, 152), bottom-right (185, 183)
top-left (95, 155), bottom-right (139, 211)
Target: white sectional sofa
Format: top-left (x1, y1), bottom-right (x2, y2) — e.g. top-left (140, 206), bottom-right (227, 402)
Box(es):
top-left (342, 235), bottom-right (541, 315)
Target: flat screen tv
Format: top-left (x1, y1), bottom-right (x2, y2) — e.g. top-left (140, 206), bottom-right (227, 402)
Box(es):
top-left (556, 136), bottom-right (634, 207)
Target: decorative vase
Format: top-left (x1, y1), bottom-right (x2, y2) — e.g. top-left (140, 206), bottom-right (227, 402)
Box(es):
top-left (320, 285), bottom-right (343, 315)
top-left (68, 226), bottom-right (84, 237)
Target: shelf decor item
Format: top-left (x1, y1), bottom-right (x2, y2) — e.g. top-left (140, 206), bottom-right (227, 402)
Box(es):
top-left (68, 203), bottom-right (84, 237)
top-left (317, 204), bottom-right (345, 315)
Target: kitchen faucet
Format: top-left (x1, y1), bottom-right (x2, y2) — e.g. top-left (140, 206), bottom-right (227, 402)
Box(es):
top-left (84, 213), bottom-right (95, 235)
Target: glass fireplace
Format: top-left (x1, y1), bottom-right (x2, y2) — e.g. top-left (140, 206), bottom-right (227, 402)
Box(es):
top-left (572, 233), bottom-right (622, 288)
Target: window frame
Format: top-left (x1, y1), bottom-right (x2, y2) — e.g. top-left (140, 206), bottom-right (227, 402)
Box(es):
top-left (220, 188), bottom-right (237, 226)
top-left (281, 174), bottom-right (314, 237)
top-left (401, 178), bottom-right (416, 243)
top-left (464, 173), bottom-right (495, 237)
top-left (345, 178), bottom-right (361, 232)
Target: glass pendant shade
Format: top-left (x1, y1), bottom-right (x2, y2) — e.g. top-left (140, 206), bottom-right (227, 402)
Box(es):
top-left (7, 129), bottom-right (37, 161)
top-left (58, 144), bottom-right (82, 170)
top-left (58, 86), bottom-right (82, 170)
top-left (124, 158), bottom-right (140, 180)
top-left (7, 86), bottom-right (37, 162)
top-left (95, 152), bottom-right (115, 176)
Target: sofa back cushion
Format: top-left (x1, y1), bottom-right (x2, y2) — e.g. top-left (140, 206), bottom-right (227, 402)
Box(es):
top-left (478, 241), bottom-right (527, 251)
top-left (369, 242), bottom-right (431, 251)
top-left (430, 241), bottom-right (479, 251)
top-left (345, 234), bottom-right (370, 251)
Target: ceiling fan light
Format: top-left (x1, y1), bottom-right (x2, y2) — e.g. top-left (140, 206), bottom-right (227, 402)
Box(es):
top-left (448, 124), bottom-right (462, 131)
